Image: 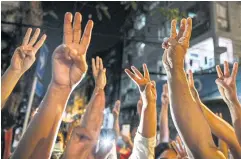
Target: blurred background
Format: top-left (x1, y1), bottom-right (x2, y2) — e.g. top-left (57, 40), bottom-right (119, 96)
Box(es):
top-left (1, 1), bottom-right (241, 155)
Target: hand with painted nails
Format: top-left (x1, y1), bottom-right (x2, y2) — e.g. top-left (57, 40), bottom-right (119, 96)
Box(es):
top-left (216, 61), bottom-right (239, 105)
top-left (11, 28), bottom-right (47, 74)
top-left (52, 12), bottom-right (94, 88)
top-left (92, 57), bottom-right (106, 89)
top-left (162, 18), bottom-right (192, 70)
top-left (125, 64), bottom-right (156, 106)
top-left (161, 83), bottom-right (169, 106)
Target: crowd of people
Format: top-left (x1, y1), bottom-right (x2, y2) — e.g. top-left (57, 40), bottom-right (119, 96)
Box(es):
top-left (1, 11), bottom-right (241, 159)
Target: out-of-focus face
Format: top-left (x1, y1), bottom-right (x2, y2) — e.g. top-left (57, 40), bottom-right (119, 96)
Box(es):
top-left (159, 149), bottom-right (177, 159)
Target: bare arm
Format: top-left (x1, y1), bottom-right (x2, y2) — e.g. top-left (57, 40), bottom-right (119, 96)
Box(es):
top-left (162, 18), bottom-right (225, 158)
top-left (12, 83), bottom-right (71, 159)
top-left (126, 64), bottom-right (157, 159)
top-left (11, 12), bottom-right (93, 159)
top-left (217, 114), bottom-right (229, 159)
top-left (63, 56), bottom-right (106, 158)
top-left (125, 64), bottom-right (157, 138)
top-left (1, 28), bottom-right (46, 108)
top-left (112, 100), bottom-right (121, 140)
top-left (188, 70), bottom-right (241, 158)
top-left (159, 83), bottom-right (169, 143)
top-left (216, 62), bottom-right (241, 146)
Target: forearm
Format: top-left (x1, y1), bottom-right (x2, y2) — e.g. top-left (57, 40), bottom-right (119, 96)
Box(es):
top-left (11, 83), bottom-right (71, 159)
top-left (113, 117), bottom-right (120, 140)
top-left (227, 100), bottom-right (241, 146)
top-left (1, 67), bottom-right (22, 108)
top-left (80, 88), bottom-right (105, 139)
top-left (159, 104), bottom-right (169, 143)
top-left (139, 102), bottom-right (157, 138)
top-left (167, 68), bottom-right (218, 157)
top-left (199, 103), bottom-right (241, 154)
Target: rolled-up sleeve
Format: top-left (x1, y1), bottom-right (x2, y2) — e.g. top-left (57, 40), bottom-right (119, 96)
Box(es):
top-left (129, 130), bottom-right (156, 159)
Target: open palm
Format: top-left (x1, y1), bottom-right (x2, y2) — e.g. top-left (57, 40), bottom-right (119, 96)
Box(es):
top-left (52, 12), bottom-right (93, 88)
top-left (162, 18), bottom-right (192, 70)
top-left (11, 28), bottom-right (46, 74)
top-left (216, 61), bottom-right (239, 104)
top-left (92, 56), bottom-right (106, 89)
top-left (125, 64), bottom-right (150, 91)
top-left (125, 64), bottom-right (156, 106)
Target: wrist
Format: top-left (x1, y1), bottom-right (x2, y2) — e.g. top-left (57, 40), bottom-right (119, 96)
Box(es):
top-left (161, 104), bottom-right (168, 108)
top-left (49, 81), bottom-right (72, 93)
top-left (226, 97), bottom-right (240, 108)
top-left (7, 66), bottom-right (23, 78)
top-left (95, 85), bottom-right (105, 90)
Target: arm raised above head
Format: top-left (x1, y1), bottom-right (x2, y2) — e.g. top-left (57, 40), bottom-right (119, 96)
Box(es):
top-left (11, 12), bottom-right (93, 159)
top-left (162, 18), bottom-right (225, 159)
top-left (1, 28), bottom-right (46, 109)
top-left (126, 64), bottom-right (157, 159)
top-left (216, 62), bottom-right (241, 146)
top-left (62, 56), bottom-right (106, 159)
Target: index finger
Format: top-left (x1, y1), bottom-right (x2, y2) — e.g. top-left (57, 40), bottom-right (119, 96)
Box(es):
top-left (216, 65), bottom-right (224, 78)
top-left (125, 69), bottom-right (139, 84)
top-left (63, 12), bottom-right (73, 44)
top-left (183, 18), bottom-right (192, 41)
top-left (170, 19), bottom-right (177, 39)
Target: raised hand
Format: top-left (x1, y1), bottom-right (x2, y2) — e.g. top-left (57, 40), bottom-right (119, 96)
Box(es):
top-left (171, 136), bottom-right (188, 159)
top-left (112, 100), bottom-right (121, 118)
top-left (125, 64), bottom-right (156, 106)
top-left (10, 28), bottom-right (46, 74)
top-left (216, 61), bottom-right (239, 105)
top-left (125, 64), bottom-right (151, 91)
top-left (161, 83), bottom-right (169, 106)
top-left (52, 12), bottom-right (94, 88)
top-left (92, 56), bottom-right (106, 89)
top-left (162, 18), bottom-right (192, 70)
